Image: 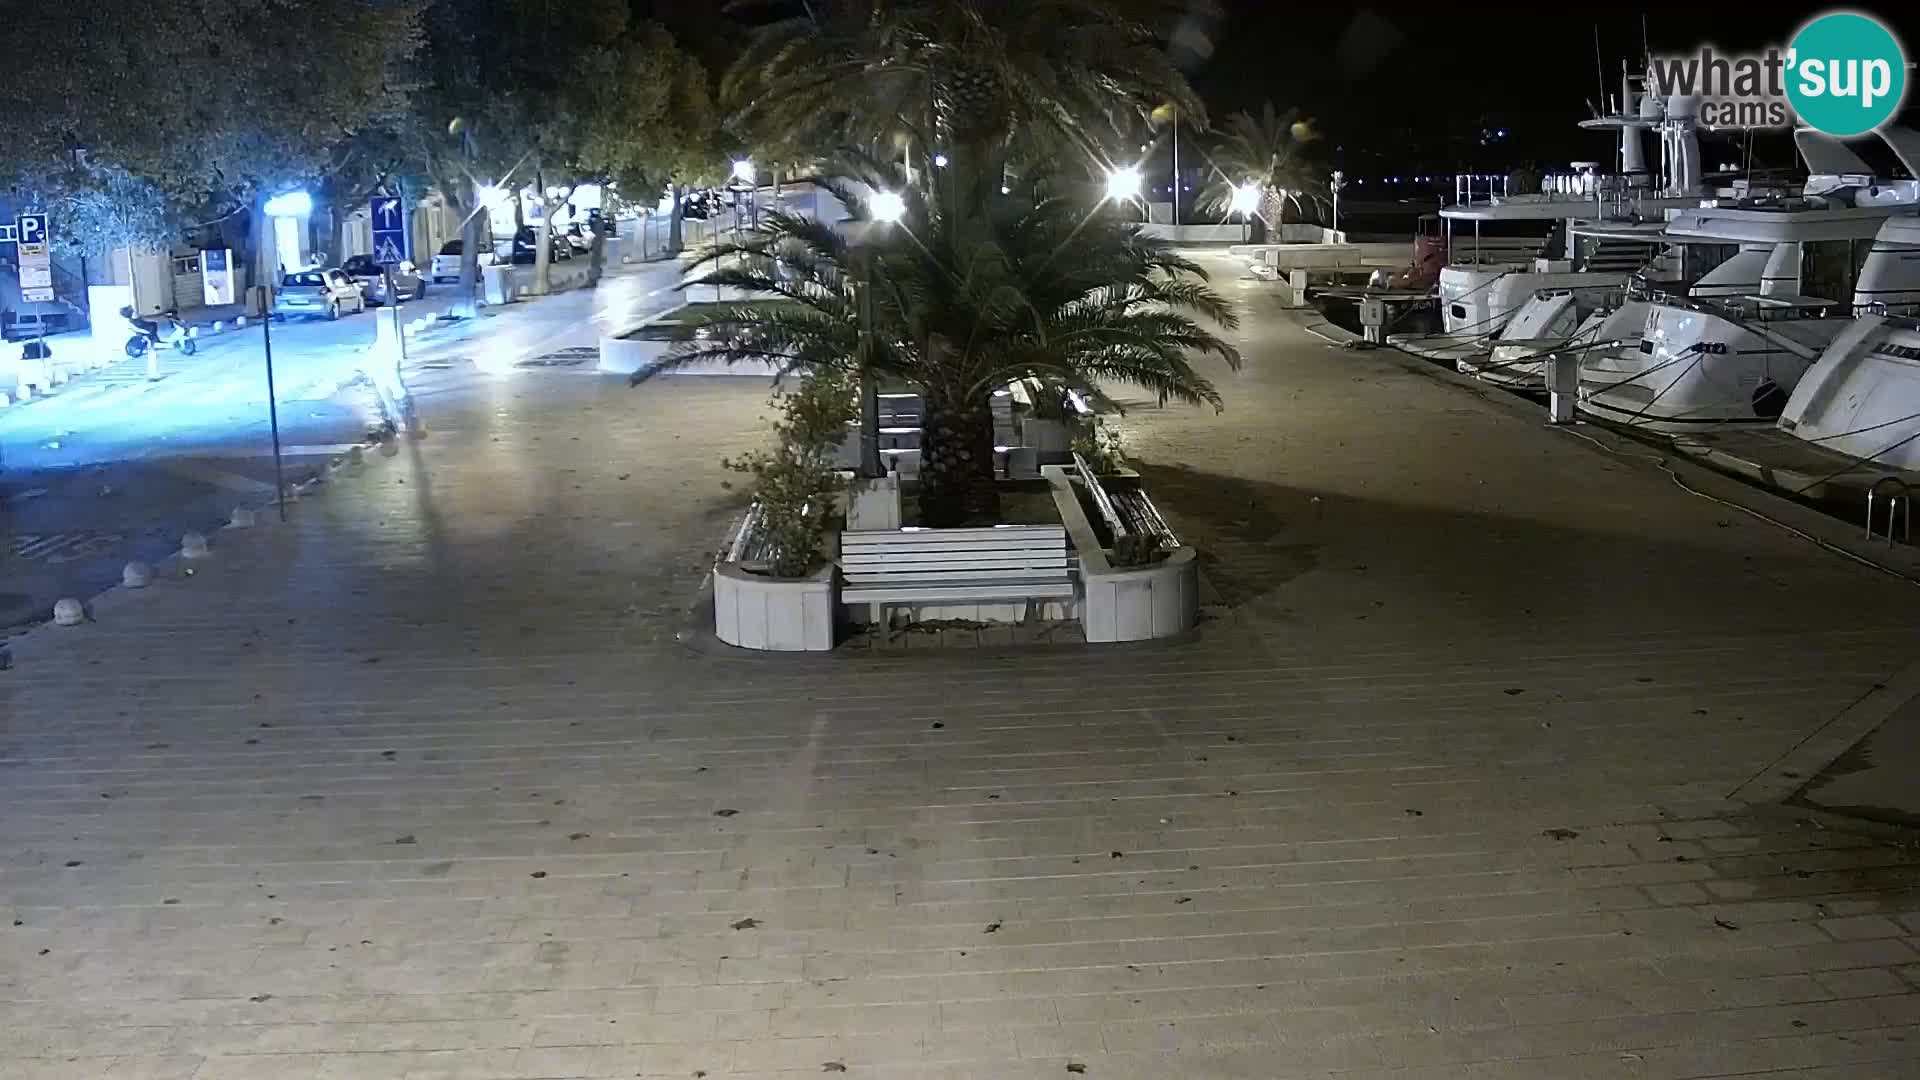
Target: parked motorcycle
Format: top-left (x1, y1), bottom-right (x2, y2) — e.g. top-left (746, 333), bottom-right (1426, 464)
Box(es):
top-left (121, 306), bottom-right (196, 357)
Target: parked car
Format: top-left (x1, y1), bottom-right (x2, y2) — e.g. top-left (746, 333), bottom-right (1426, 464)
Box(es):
top-left (509, 227), bottom-right (572, 265)
top-left (340, 254), bottom-right (426, 305)
top-left (428, 239), bottom-right (500, 283)
top-left (563, 223), bottom-right (594, 255)
top-left (272, 268), bottom-right (366, 321)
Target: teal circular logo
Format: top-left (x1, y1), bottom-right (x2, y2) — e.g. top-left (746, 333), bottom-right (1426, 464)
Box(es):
top-left (1787, 13), bottom-right (1907, 137)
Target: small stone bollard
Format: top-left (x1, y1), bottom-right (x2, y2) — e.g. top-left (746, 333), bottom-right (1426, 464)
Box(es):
top-left (230, 507), bottom-right (256, 529)
top-left (236, 315), bottom-right (248, 328)
top-left (53, 598), bottom-right (85, 625)
top-left (180, 532), bottom-right (211, 559)
top-left (213, 320), bottom-right (226, 332)
top-left (122, 561), bottom-right (153, 588)
top-left (346, 445), bottom-right (365, 468)
top-left (378, 439), bottom-right (400, 458)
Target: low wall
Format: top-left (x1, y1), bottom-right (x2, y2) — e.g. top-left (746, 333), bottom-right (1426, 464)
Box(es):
top-left (508, 259), bottom-right (593, 296)
top-left (1230, 243), bottom-right (1365, 270)
top-left (1042, 466), bottom-right (1198, 642)
top-left (1136, 223), bottom-right (1247, 243)
top-left (599, 303), bottom-right (781, 377)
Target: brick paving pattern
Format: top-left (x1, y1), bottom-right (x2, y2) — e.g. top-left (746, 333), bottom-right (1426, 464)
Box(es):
top-left (3, 263), bottom-right (1919, 1078)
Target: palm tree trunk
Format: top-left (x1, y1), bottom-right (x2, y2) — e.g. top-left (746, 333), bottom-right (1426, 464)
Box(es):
top-left (918, 391), bottom-right (998, 527)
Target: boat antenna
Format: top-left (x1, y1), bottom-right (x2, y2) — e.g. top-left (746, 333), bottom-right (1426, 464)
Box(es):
top-left (1595, 24), bottom-right (1607, 114)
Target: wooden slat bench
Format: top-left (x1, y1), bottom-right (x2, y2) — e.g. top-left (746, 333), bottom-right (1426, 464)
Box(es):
top-left (840, 525), bottom-right (1075, 625)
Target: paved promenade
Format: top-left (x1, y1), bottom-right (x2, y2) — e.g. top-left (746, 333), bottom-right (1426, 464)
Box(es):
top-left (2, 256), bottom-right (1918, 1079)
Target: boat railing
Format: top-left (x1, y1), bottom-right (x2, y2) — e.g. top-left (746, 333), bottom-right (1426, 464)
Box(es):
top-left (1532, 284), bottom-right (1629, 307)
top-left (1866, 477), bottom-right (1911, 547)
top-left (1637, 288), bottom-right (1843, 326)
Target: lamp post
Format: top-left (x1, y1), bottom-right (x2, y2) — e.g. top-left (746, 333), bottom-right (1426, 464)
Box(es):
top-left (855, 191), bottom-right (907, 478)
top-left (1229, 182), bottom-right (1260, 242)
top-left (1331, 170), bottom-right (1346, 237)
top-left (1105, 166), bottom-right (1143, 221)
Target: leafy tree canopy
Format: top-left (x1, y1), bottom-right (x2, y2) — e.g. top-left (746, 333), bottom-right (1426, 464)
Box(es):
top-left (0, 0), bottom-right (423, 252)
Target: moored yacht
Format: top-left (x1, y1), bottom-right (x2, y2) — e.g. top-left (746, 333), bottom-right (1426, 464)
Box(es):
top-left (1770, 217), bottom-right (1920, 473)
top-left (1433, 68), bottom-right (1714, 347)
top-left (1578, 135), bottom-right (1920, 433)
top-left (1464, 232), bottom-right (1769, 389)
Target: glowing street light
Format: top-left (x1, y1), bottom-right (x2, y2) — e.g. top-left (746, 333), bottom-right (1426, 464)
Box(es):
top-left (263, 190), bottom-right (311, 217)
top-left (1105, 165), bottom-right (1143, 202)
top-left (869, 190), bottom-right (906, 224)
top-left (932, 153), bottom-right (949, 169)
top-left (731, 159), bottom-right (755, 184)
top-left (1228, 182), bottom-right (1261, 217)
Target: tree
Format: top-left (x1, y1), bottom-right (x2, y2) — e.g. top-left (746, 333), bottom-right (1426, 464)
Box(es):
top-left (0, 1), bottom-right (423, 274)
top-left (664, 167), bottom-right (1239, 525)
top-left (726, 0), bottom-right (1212, 244)
top-left (1197, 103), bottom-right (1326, 237)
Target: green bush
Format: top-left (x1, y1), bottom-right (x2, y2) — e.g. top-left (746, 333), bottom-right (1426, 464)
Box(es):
top-left (724, 369), bottom-right (859, 578)
top-left (1071, 417), bottom-right (1127, 475)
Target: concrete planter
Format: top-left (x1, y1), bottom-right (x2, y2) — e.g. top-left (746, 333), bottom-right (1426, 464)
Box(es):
top-left (714, 561), bottom-right (836, 651)
top-left (842, 472), bottom-right (902, 531)
top-left (1043, 465), bottom-right (1198, 642)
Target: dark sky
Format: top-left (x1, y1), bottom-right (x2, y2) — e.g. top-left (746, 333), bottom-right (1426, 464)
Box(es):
top-left (1191, 3), bottom-right (1920, 174)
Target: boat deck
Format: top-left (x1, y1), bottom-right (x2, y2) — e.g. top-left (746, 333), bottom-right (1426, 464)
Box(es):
top-left (1671, 427), bottom-right (1920, 500)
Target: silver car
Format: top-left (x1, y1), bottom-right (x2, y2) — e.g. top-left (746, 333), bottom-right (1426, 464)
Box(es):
top-left (273, 268), bottom-right (367, 321)
top-left (341, 254), bottom-right (426, 305)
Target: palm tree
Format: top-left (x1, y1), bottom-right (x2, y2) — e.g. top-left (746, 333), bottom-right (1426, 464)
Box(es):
top-left (656, 170), bottom-right (1240, 526)
top-left (1198, 103), bottom-right (1326, 237)
top-left (724, 1), bottom-right (1212, 230)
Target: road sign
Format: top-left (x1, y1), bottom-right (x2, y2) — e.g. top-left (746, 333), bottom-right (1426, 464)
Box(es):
top-left (370, 196), bottom-right (407, 265)
top-left (16, 213), bottom-right (52, 302)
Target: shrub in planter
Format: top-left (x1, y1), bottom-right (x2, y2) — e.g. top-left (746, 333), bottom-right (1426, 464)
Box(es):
top-left (1072, 416), bottom-right (1127, 475)
top-left (1110, 533), bottom-right (1168, 568)
top-left (724, 369), bottom-right (860, 578)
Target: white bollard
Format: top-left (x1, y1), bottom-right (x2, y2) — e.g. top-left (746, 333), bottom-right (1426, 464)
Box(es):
top-left (180, 532), bottom-right (211, 559)
top-left (122, 561), bottom-right (153, 588)
top-left (346, 445), bottom-right (365, 468)
top-left (229, 507), bottom-right (256, 528)
top-left (378, 439), bottom-right (400, 457)
top-left (213, 321), bottom-right (225, 332)
top-left (236, 315), bottom-right (248, 328)
top-left (53, 598), bottom-right (85, 625)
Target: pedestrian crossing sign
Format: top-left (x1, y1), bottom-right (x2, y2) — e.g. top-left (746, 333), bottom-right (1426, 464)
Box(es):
top-left (373, 236), bottom-right (405, 265)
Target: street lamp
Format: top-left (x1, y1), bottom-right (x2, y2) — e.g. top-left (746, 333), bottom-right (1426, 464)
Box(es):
top-left (1228, 182), bottom-right (1260, 242)
top-left (1105, 165), bottom-right (1143, 202)
top-left (1330, 170), bottom-right (1346, 236)
top-left (263, 190), bottom-right (311, 217)
top-left (932, 153), bottom-right (949, 168)
top-left (869, 190), bottom-right (906, 224)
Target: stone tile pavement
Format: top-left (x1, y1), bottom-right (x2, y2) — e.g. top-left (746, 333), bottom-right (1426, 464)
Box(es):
top-left (3, 260), bottom-right (1920, 1078)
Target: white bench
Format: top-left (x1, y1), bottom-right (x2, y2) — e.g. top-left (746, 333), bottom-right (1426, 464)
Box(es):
top-left (840, 525), bottom-right (1075, 625)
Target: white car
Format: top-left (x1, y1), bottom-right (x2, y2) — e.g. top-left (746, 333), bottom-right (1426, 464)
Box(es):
top-left (429, 239), bottom-right (501, 283)
top-left (273, 268), bottom-right (366, 321)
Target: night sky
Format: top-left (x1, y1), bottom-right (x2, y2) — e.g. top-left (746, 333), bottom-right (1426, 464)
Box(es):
top-left (1192, 3), bottom-right (1920, 177)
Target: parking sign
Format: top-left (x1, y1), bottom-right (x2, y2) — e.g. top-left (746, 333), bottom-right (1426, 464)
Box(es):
top-left (17, 213), bottom-right (52, 302)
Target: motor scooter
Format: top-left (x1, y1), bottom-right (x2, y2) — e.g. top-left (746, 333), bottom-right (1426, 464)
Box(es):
top-left (121, 306), bottom-right (196, 357)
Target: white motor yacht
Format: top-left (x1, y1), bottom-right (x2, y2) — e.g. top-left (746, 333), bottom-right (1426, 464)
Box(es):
top-left (1433, 67), bottom-right (1714, 348)
top-left (1578, 190), bottom-right (1920, 432)
top-left (1770, 215), bottom-right (1920, 473)
top-left (1466, 232), bottom-right (1770, 389)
